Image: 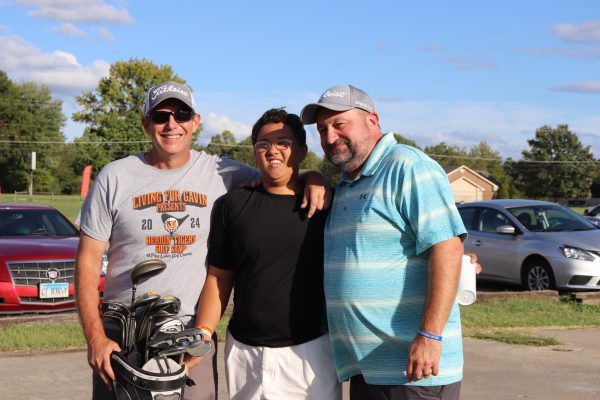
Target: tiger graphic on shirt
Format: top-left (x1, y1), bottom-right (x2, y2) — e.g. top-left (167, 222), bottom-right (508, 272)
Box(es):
top-left (132, 189), bottom-right (207, 259)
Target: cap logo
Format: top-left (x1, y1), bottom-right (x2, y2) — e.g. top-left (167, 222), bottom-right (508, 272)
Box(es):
top-left (321, 90), bottom-right (347, 100)
top-left (355, 101), bottom-right (373, 112)
top-left (151, 83), bottom-right (190, 101)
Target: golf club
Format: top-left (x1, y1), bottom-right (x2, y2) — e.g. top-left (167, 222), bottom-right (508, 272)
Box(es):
top-left (128, 259), bottom-right (167, 353)
top-left (136, 295), bottom-right (181, 344)
top-left (132, 291), bottom-right (160, 311)
top-left (100, 301), bottom-right (131, 348)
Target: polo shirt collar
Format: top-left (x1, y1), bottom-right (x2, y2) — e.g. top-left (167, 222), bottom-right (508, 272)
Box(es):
top-left (340, 132), bottom-right (396, 183)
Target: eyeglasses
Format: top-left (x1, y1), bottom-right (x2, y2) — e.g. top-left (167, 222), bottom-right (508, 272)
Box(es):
top-left (148, 110), bottom-right (195, 124)
top-left (254, 139), bottom-right (293, 152)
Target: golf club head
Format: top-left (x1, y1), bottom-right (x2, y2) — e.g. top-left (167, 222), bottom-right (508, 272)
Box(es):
top-left (101, 301), bottom-right (131, 317)
top-left (132, 291), bottom-right (160, 311)
top-left (147, 331), bottom-right (175, 349)
top-left (156, 318), bottom-right (185, 334)
top-left (101, 312), bottom-right (128, 348)
top-left (157, 343), bottom-right (190, 358)
top-left (169, 328), bottom-right (202, 344)
top-left (130, 259), bottom-right (167, 285)
top-left (186, 340), bottom-right (213, 357)
top-left (101, 301), bottom-right (131, 348)
top-left (135, 296), bottom-right (181, 344)
top-left (146, 296), bottom-right (181, 324)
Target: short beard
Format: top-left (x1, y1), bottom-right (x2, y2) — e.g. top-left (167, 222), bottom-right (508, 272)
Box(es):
top-left (326, 139), bottom-right (367, 173)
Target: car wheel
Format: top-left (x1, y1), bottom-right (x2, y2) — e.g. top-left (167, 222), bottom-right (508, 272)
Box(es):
top-left (522, 260), bottom-right (555, 291)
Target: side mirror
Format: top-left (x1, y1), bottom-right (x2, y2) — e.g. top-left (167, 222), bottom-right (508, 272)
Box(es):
top-left (584, 209), bottom-right (589, 216)
top-left (496, 225), bottom-right (516, 235)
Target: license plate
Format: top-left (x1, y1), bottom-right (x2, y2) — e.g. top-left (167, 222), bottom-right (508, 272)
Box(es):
top-left (39, 282), bottom-right (69, 299)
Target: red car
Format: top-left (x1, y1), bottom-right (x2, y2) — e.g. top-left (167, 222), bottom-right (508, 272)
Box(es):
top-left (0, 204), bottom-right (105, 313)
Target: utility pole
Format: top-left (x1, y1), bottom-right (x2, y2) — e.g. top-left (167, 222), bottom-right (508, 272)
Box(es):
top-left (29, 151), bottom-right (36, 201)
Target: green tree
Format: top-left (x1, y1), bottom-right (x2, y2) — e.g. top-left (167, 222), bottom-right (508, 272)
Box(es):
top-left (465, 142), bottom-right (516, 198)
top-left (393, 133), bottom-right (420, 148)
top-left (204, 131), bottom-right (255, 167)
top-left (0, 71), bottom-right (67, 193)
top-left (232, 136), bottom-right (255, 167)
top-left (423, 142), bottom-right (468, 166)
top-left (317, 158), bottom-right (341, 185)
top-left (72, 58), bottom-right (198, 178)
top-left (300, 150), bottom-right (322, 171)
top-left (467, 142), bottom-right (503, 175)
top-left (506, 125), bottom-right (595, 198)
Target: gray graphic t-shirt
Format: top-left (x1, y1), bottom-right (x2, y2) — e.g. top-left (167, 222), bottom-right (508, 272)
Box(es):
top-left (79, 150), bottom-right (258, 324)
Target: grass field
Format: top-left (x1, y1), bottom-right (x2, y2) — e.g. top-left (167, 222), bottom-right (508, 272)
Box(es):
top-left (0, 194), bottom-right (590, 225)
top-left (0, 193), bottom-right (84, 223)
top-left (1, 299), bottom-right (599, 351)
top-left (1, 195), bottom-right (596, 350)
top-left (460, 297), bottom-right (600, 345)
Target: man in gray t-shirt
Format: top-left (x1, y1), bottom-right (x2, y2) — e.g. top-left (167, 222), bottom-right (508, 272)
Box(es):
top-left (75, 81), bottom-right (328, 400)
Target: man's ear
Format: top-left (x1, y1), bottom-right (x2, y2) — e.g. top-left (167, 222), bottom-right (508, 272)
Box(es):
top-left (141, 116), bottom-right (151, 134)
top-left (192, 113), bottom-right (202, 132)
top-left (366, 111), bottom-right (380, 128)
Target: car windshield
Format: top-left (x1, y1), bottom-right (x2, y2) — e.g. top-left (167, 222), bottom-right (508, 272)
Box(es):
top-left (0, 209), bottom-right (78, 237)
top-left (508, 205), bottom-right (595, 232)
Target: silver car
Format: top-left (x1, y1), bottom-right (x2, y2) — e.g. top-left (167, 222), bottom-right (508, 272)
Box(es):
top-left (583, 204), bottom-right (600, 227)
top-left (457, 199), bottom-right (600, 291)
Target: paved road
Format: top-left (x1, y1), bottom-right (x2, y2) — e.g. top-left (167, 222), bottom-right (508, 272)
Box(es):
top-left (1, 327), bottom-right (599, 399)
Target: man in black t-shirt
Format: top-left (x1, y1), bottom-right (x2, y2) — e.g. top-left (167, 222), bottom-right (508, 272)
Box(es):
top-left (195, 109), bottom-right (341, 399)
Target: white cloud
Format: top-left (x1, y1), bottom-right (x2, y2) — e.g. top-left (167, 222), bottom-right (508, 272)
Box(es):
top-left (202, 112), bottom-right (253, 141)
top-left (0, 35), bottom-right (109, 96)
top-left (375, 99), bottom-right (557, 159)
top-left (376, 42), bottom-right (391, 53)
top-left (441, 55), bottom-right (498, 71)
top-left (423, 43), bottom-right (444, 52)
top-left (518, 47), bottom-right (600, 60)
top-left (551, 81), bottom-right (600, 94)
top-left (0, 24), bottom-right (9, 33)
top-left (13, 0), bottom-right (133, 25)
top-left (52, 22), bottom-right (87, 37)
top-left (96, 26), bottom-right (114, 41)
top-left (552, 19), bottom-right (600, 44)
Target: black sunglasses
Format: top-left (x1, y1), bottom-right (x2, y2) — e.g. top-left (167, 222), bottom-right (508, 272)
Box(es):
top-left (148, 110), bottom-right (195, 124)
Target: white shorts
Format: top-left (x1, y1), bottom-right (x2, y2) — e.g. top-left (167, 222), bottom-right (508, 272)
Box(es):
top-left (224, 332), bottom-right (341, 400)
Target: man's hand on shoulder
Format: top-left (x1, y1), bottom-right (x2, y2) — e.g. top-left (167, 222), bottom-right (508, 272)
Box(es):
top-left (300, 171), bottom-right (332, 217)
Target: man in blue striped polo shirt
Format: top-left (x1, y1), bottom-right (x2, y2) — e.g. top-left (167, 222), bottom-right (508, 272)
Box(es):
top-left (300, 85), bottom-right (467, 400)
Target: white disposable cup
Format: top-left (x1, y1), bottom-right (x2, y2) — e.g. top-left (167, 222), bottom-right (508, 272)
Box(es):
top-left (457, 255), bottom-right (477, 305)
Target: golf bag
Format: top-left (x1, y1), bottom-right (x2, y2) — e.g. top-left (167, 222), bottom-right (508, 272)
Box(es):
top-left (111, 351), bottom-right (187, 400)
top-left (103, 260), bottom-right (209, 400)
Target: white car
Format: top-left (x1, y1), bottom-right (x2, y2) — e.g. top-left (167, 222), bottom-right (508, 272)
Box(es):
top-left (457, 199), bottom-right (600, 291)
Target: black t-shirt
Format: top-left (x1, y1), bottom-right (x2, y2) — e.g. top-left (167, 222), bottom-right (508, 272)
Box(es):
top-left (207, 185), bottom-right (328, 347)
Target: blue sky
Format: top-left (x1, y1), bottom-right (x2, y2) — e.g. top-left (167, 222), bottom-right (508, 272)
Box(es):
top-left (1, 1), bottom-right (599, 160)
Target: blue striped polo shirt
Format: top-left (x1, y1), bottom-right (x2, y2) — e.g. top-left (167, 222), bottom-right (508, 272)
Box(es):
top-left (324, 132), bottom-right (467, 386)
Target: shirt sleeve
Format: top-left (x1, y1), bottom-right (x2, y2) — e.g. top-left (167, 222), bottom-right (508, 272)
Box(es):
top-left (399, 160), bottom-right (467, 255)
top-left (206, 194), bottom-right (234, 270)
top-left (216, 157), bottom-right (260, 191)
top-left (79, 168), bottom-right (113, 242)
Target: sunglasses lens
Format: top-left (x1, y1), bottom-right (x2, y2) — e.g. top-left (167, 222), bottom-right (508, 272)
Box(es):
top-left (174, 110), bottom-right (194, 122)
top-left (150, 111), bottom-right (170, 124)
top-left (149, 110), bottom-right (194, 124)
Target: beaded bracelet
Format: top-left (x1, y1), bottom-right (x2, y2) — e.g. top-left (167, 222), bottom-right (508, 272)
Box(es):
top-left (416, 328), bottom-right (442, 341)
